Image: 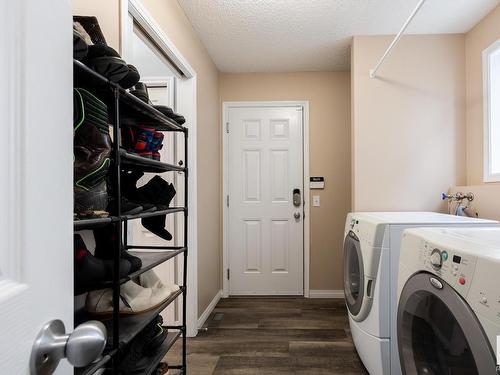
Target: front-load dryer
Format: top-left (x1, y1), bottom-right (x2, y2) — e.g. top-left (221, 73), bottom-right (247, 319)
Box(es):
top-left (343, 212), bottom-right (497, 375)
top-left (397, 227), bottom-right (500, 375)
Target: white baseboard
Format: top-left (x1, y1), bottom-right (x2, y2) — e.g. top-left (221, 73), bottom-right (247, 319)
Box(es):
top-left (197, 289), bottom-right (222, 328)
top-left (309, 289), bottom-right (344, 299)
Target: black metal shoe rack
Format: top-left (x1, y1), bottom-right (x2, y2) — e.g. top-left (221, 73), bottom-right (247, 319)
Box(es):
top-left (73, 59), bottom-right (188, 375)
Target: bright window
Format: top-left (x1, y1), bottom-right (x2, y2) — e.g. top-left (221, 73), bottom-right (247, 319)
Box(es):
top-left (483, 40), bottom-right (500, 182)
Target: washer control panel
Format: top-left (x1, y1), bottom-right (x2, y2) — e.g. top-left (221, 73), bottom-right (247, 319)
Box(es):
top-left (420, 241), bottom-right (477, 296)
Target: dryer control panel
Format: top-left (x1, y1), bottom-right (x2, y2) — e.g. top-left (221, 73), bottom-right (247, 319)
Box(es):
top-left (419, 241), bottom-right (477, 297)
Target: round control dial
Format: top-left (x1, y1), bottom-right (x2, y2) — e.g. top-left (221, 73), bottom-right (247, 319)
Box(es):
top-left (430, 248), bottom-right (443, 269)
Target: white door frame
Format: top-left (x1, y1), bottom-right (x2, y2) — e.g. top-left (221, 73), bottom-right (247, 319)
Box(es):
top-left (120, 0), bottom-right (198, 337)
top-left (222, 101), bottom-right (310, 298)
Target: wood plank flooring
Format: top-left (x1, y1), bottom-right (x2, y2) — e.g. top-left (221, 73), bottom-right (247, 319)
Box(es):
top-left (166, 297), bottom-right (368, 374)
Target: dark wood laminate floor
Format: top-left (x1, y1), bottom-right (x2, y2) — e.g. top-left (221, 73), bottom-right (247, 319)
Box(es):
top-left (166, 297), bottom-right (368, 375)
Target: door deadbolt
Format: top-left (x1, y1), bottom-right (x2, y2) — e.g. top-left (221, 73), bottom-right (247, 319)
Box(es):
top-left (293, 188), bottom-right (301, 207)
top-left (294, 212), bottom-right (301, 220)
top-left (30, 319), bottom-right (106, 374)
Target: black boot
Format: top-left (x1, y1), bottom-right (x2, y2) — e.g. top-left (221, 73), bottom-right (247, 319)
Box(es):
top-left (93, 225), bottom-right (142, 272)
top-left (136, 176), bottom-right (176, 241)
top-left (121, 169), bottom-right (157, 213)
top-left (74, 234), bottom-right (131, 294)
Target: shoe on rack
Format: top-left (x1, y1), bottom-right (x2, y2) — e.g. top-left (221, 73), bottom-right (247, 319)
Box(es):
top-left (150, 132), bottom-right (164, 161)
top-left (73, 88), bottom-right (112, 192)
top-left (121, 125), bottom-right (164, 161)
top-left (73, 16), bottom-right (108, 46)
top-left (138, 269), bottom-right (180, 295)
top-left (94, 225), bottom-right (142, 273)
top-left (117, 64), bottom-right (140, 89)
top-left (154, 105), bottom-right (186, 125)
top-left (118, 315), bottom-right (167, 374)
top-left (122, 197), bottom-right (144, 216)
top-left (74, 180), bottom-right (109, 219)
top-left (106, 175), bottom-right (145, 218)
top-left (130, 82), bottom-right (150, 103)
top-left (137, 176), bottom-right (176, 241)
top-left (85, 280), bottom-right (172, 316)
top-left (83, 44), bottom-right (129, 83)
top-left (73, 88), bottom-right (111, 217)
top-left (74, 15), bottom-right (130, 83)
top-left (120, 170), bottom-right (158, 213)
top-left (73, 24), bottom-right (89, 60)
top-left (74, 234), bottom-right (132, 294)
top-left (106, 193), bottom-right (144, 216)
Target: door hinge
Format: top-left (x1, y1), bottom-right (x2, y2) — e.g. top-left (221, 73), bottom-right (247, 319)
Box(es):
top-left (227, 269), bottom-right (230, 280)
top-left (226, 195), bottom-right (229, 207)
top-left (226, 122), bottom-right (230, 133)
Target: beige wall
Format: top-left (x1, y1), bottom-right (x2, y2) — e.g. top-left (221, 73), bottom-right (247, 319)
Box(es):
top-left (73, 0), bottom-right (222, 317)
top-left (351, 35), bottom-right (467, 212)
top-left (219, 72), bottom-right (351, 291)
top-left (73, 0), bottom-right (121, 51)
top-left (465, 4), bottom-right (500, 185)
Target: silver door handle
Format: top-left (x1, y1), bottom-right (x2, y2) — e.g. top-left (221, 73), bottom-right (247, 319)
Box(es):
top-left (30, 319), bottom-right (107, 374)
top-left (294, 212), bottom-right (301, 220)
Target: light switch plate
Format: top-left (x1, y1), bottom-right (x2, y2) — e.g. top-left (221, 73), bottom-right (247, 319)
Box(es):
top-left (313, 195), bottom-right (320, 207)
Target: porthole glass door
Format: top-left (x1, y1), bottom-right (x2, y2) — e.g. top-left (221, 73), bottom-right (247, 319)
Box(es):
top-left (343, 231), bottom-right (364, 316)
top-left (397, 272), bottom-right (496, 375)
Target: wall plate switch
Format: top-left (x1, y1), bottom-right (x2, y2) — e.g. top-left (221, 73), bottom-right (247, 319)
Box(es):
top-left (313, 195), bottom-right (320, 207)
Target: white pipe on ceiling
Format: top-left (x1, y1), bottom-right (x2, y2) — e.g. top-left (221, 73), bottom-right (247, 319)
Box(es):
top-left (369, 0), bottom-right (427, 79)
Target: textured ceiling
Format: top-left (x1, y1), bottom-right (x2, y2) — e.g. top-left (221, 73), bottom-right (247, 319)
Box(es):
top-left (178, 0), bottom-right (500, 72)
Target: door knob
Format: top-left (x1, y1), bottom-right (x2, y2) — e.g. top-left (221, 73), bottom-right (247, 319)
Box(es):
top-left (294, 212), bottom-right (301, 220)
top-left (30, 319), bottom-right (107, 374)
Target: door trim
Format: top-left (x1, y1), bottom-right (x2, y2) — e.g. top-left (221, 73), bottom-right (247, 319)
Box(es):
top-left (120, 0), bottom-right (199, 337)
top-left (222, 101), bottom-right (310, 298)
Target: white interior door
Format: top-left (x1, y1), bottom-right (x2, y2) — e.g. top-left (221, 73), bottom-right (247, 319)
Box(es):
top-left (0, 1), bottom-right (73, 374)
top-left (228, 105), bottom-right (304, 295)
top-left (130, 79), bottom-right (183, 325)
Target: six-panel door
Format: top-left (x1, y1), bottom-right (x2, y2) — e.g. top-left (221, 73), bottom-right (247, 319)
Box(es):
top-left (228, 106), bottom-right (304, 295)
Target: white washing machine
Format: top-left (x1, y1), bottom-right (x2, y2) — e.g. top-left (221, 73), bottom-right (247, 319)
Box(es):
top-left (397, 227), bottom-right (500, 374)
top-left (343, 212), bottom-right (497, 375)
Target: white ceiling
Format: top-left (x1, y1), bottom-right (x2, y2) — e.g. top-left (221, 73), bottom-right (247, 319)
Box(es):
top-left (178, 0), bottom-right (500, 72)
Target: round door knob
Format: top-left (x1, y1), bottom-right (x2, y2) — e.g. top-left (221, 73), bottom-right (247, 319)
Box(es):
top-left (30, 319), bottom-right (107, 374)
top-left (66, 321), bottom-right (107, 367)
top-left (294, 212), bottom-right (301, 219)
